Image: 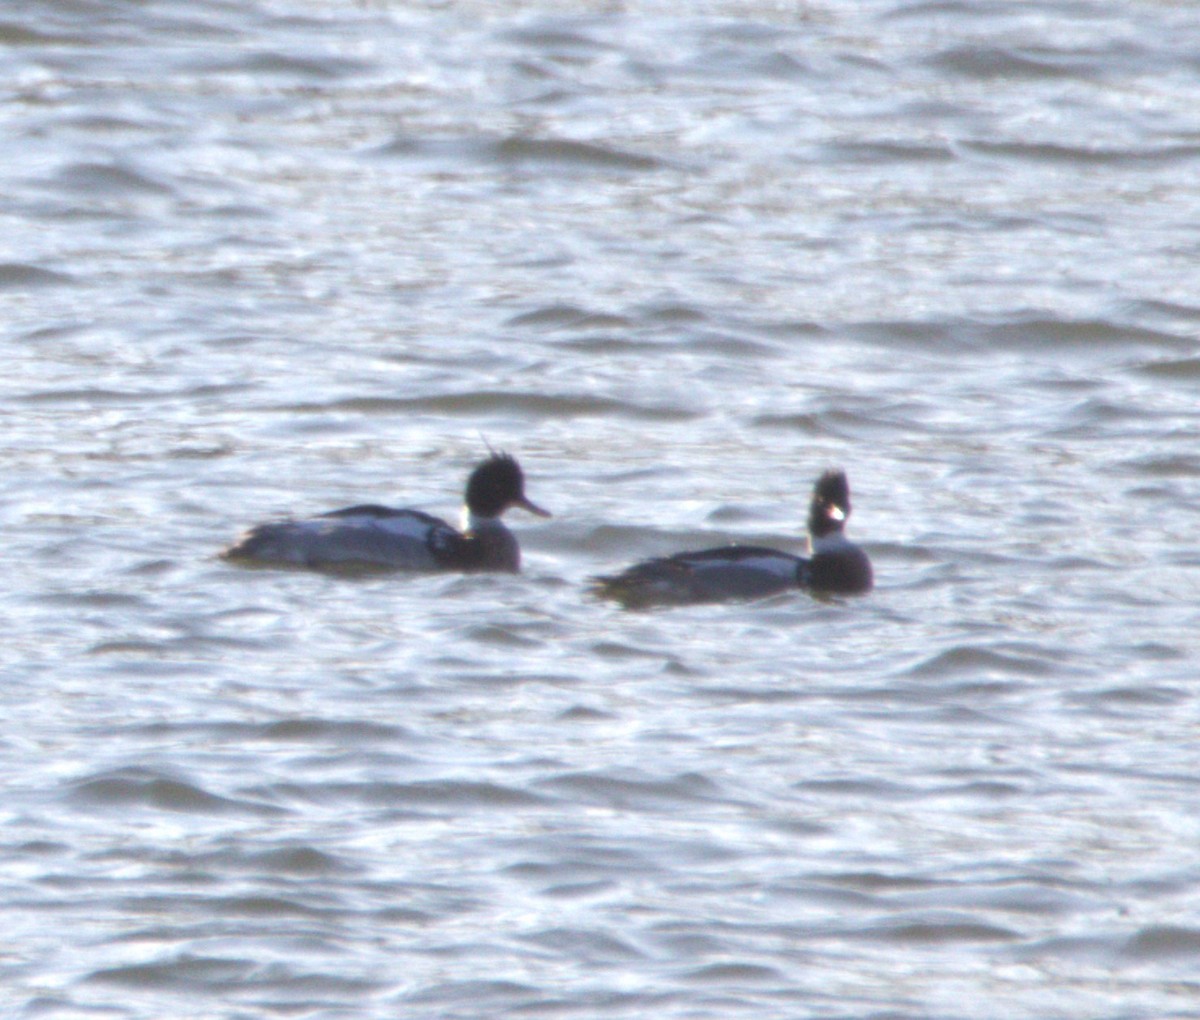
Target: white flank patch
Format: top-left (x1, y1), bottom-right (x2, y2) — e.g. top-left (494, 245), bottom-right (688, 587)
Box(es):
top-left (372, 513), bottom-right (442, 541)
top-left (694, 553), bottom-right (797, 579)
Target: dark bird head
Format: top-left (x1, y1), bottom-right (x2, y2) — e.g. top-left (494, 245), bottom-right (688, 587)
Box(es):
top-left (807, 469), bottom-right (851, 539)
top-left (465, 452), bottom-right (551, 520)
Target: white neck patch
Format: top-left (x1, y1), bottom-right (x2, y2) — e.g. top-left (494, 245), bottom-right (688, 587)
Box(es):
top-left (811, 530), bottom-right (851, 555)
top-left (462, 507), bottom-right (502, 533)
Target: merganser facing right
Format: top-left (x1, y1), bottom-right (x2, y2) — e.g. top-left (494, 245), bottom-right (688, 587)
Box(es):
top-left (222, 452), bottom-right (550, 573)
top-left (593, 469), bottom-right (872, 607)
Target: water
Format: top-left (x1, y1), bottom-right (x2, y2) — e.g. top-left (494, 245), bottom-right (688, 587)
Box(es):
top-left (3, 0), bottom-right (1200, 1016)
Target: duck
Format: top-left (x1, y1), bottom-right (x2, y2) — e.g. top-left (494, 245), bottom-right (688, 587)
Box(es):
top-left (593, 469), bottom-right (872, 607)
top-left (222, 451), bottom-right (550, 573)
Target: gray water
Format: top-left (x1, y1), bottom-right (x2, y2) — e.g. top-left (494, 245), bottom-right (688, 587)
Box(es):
top-left (3, 1), bottom-right (1200, 1017)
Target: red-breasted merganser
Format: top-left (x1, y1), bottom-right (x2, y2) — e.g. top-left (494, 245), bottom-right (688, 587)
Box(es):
top-left (222, 452), bottom-right (550, 573)
top-left (593, 469), bottom-right (872, 607)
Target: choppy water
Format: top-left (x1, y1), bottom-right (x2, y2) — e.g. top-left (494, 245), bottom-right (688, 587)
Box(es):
top-left (4, 1), bottom-right (1200, 1017)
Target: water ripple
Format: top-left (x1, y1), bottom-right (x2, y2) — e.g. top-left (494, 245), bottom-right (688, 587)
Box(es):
top-left (68, 768), bottom-right (285, 818)
top-left (6, 0), bottom-right (1200, 1017)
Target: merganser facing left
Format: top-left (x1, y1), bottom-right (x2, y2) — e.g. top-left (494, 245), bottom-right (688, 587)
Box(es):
top-left (222, 452), bottom-right (550, 573)
top-left (593, 469), bottom-right (872, 607)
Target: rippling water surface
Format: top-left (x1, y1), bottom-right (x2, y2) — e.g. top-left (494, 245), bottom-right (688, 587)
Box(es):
top-left (4, 1), bottom-right (1200, 1017)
